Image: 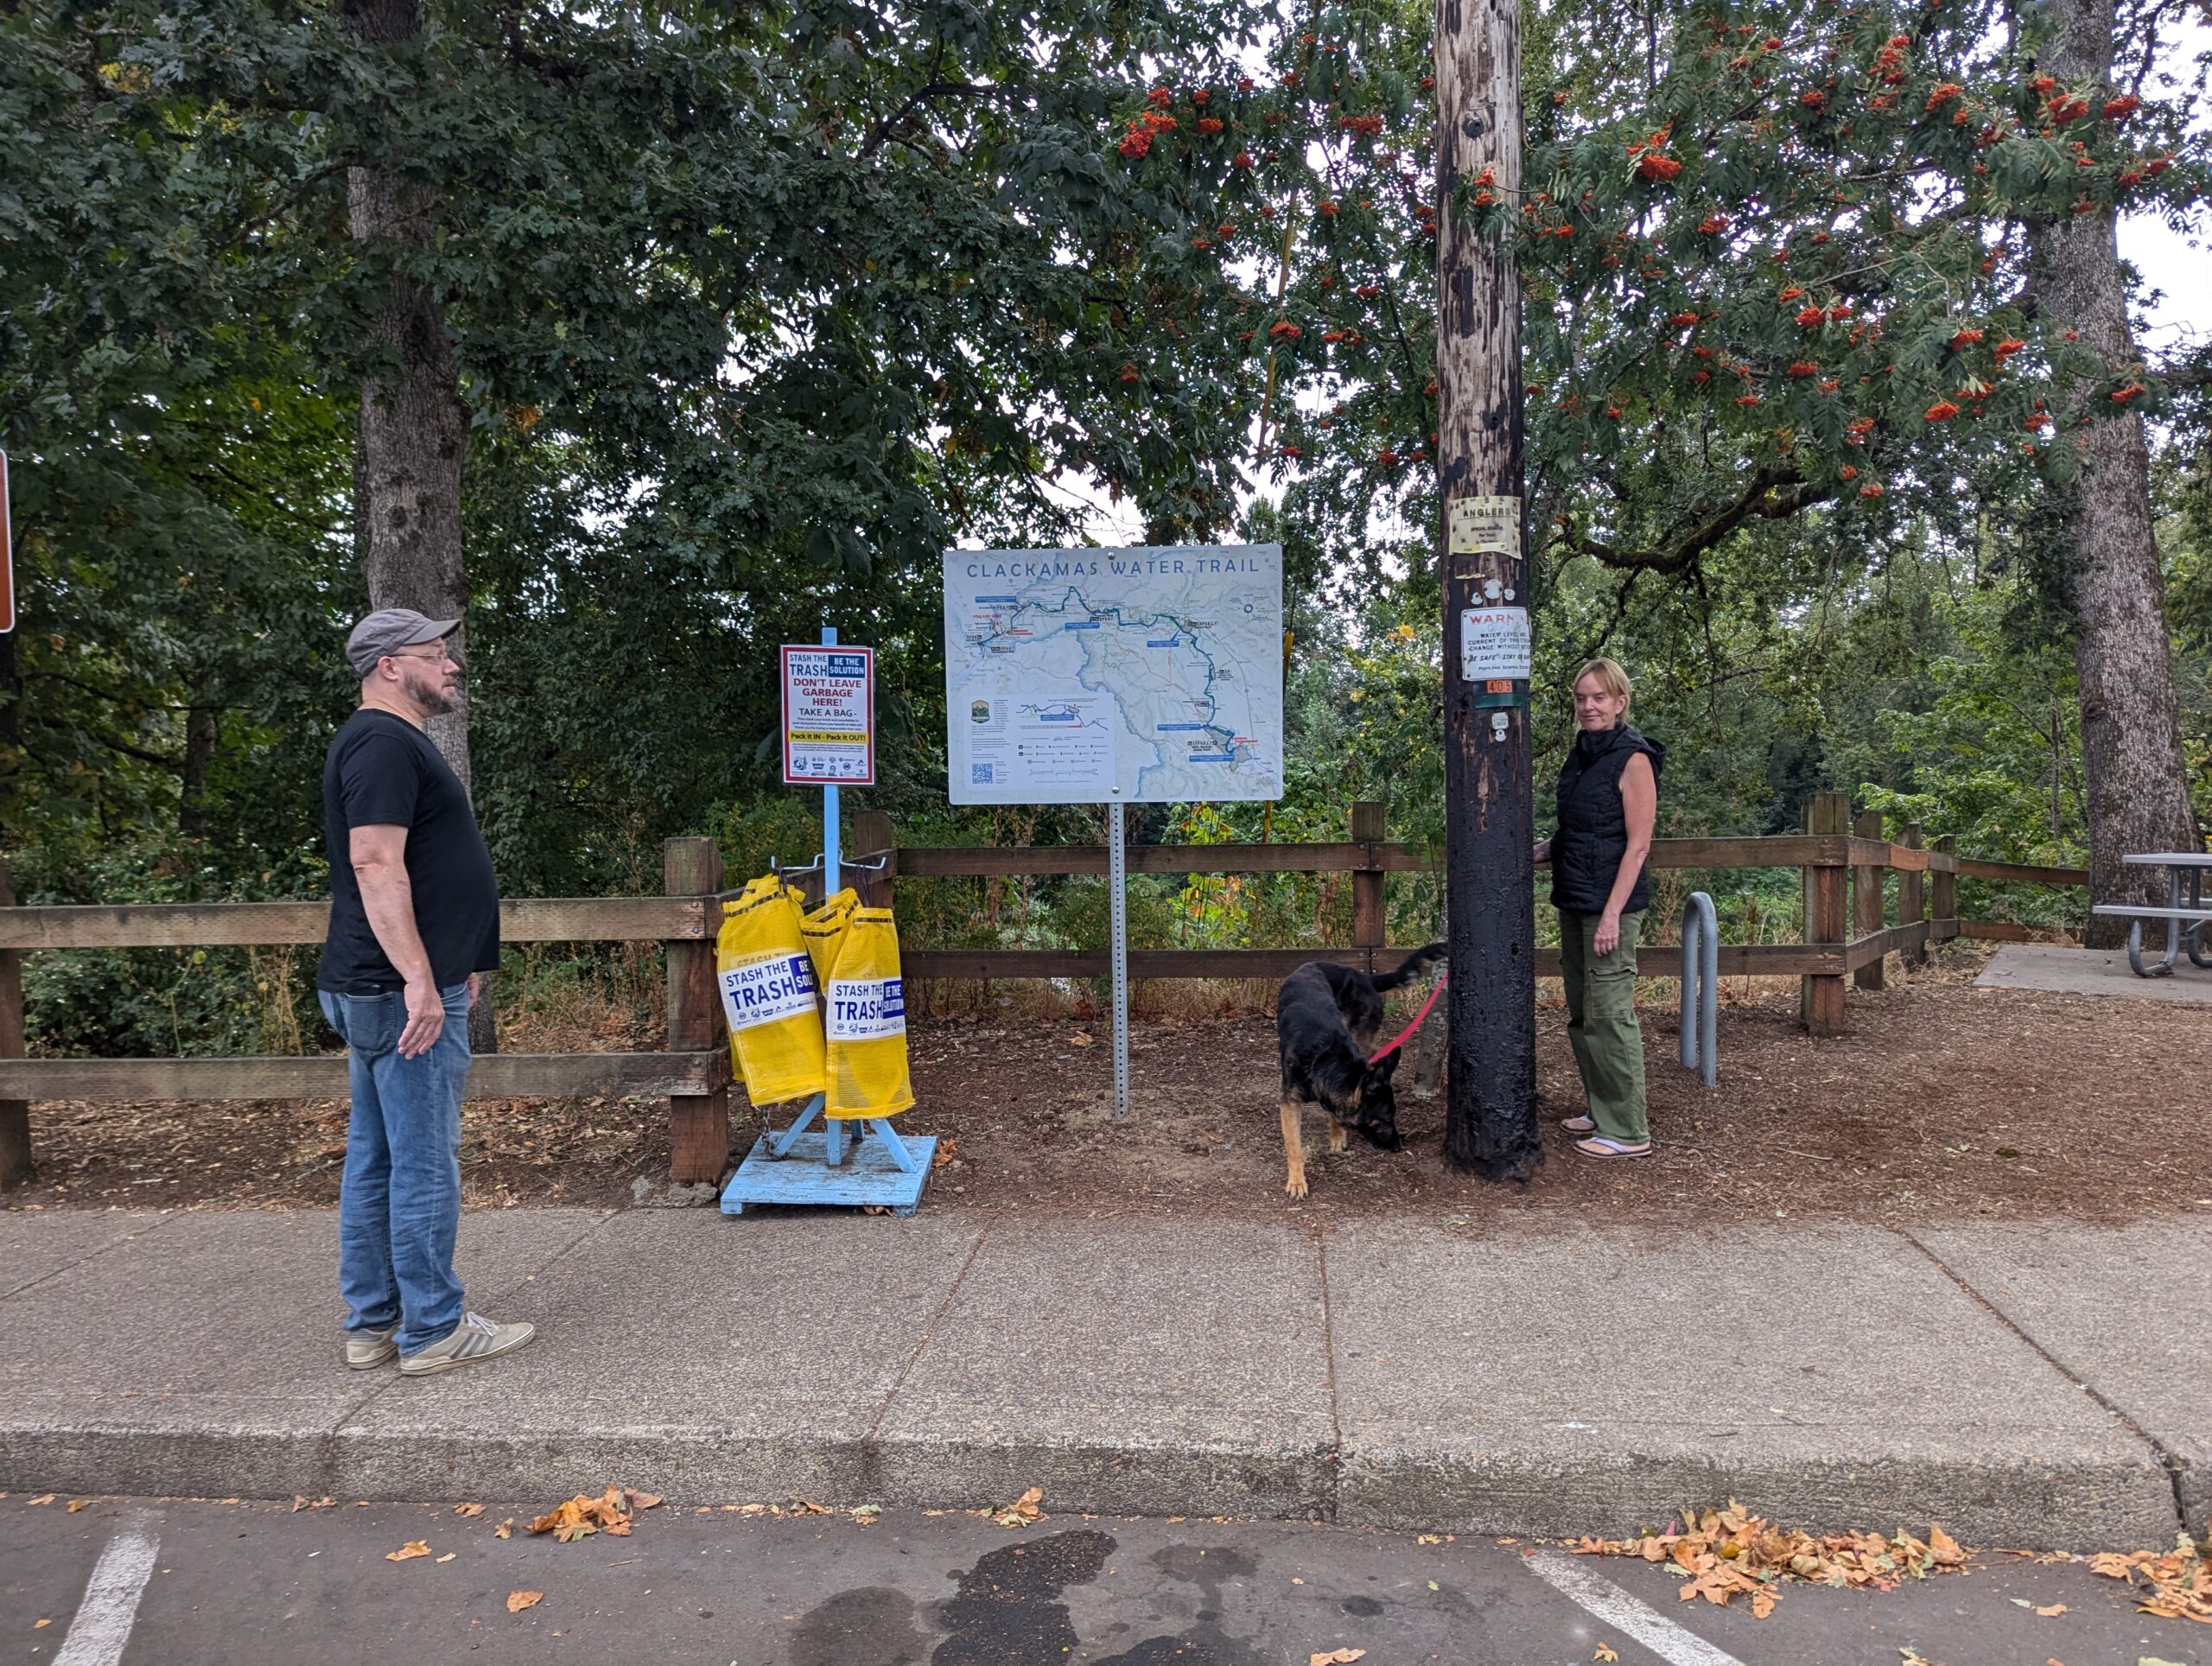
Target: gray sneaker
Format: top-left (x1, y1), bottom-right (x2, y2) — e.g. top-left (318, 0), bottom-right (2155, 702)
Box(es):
top-left (345, 1325), bottom-right (399, 1370)
top-left (398, 1312), bottom-right (536, 1377)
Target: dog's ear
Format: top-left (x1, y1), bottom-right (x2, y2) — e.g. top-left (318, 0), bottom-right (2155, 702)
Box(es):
top-left (1370, 1048), bottom-right (1403, 1081)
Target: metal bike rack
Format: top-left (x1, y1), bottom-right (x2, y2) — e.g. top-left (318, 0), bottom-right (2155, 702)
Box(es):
top-left (1680, 891), bottom-right (1718, 1086)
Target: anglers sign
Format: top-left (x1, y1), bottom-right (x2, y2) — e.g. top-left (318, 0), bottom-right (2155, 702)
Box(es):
top-left (780, 644), bottom-right (874, 785)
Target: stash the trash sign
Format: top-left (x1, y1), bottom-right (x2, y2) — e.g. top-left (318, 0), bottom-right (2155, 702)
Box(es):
top-left (781, 645), bottom-right (874, 785)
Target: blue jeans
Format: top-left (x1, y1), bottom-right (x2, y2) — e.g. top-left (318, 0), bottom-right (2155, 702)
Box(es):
top-left (318, 983), bottom-right (472, 1355)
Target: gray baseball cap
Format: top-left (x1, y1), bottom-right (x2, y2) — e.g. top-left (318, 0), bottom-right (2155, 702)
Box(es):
top-left (345, 608), bottom-right (458, 677)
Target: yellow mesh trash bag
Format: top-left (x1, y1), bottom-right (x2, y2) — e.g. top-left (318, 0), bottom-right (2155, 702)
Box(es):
top-left (801, 887), bottom-right (860, 992)
top-left (715, 874), bottom-right (825, 1105)
top-left (823, 906), bottom-right (915, 1119)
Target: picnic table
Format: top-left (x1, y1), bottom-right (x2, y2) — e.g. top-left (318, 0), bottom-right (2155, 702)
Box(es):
top-left (2091, 851), bottom-right (2212, 976)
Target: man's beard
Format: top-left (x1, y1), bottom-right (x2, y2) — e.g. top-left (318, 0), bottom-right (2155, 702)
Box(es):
top-left (405, 663), bottom-right (458, 715)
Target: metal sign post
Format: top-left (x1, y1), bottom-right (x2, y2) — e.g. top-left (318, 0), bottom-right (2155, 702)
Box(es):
top-left (1108, 792), bottom-right (1129, 1120)
top-left (1, 449), bottom-right (15, 634)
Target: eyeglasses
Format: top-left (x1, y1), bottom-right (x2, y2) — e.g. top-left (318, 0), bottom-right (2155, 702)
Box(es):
top-left (388, 645), bottom-right (458, 665)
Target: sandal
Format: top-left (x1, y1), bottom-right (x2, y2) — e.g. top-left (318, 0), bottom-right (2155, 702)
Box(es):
top-left (1560, 1116), bottom-right (1596, 1133)
top-left (1573, 1135), bottom-right (1652, 1160)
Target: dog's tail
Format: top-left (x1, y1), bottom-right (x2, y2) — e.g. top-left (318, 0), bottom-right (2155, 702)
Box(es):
top-left (1370, 940), bottom-right (1446, 993)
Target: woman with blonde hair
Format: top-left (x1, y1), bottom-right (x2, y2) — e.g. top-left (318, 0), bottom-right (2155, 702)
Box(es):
top-left (1533, 657), bottom-right (1666, 1157)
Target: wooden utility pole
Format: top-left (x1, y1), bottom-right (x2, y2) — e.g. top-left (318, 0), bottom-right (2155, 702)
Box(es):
top-left (1437, 0), bottom-right (1538, 1178)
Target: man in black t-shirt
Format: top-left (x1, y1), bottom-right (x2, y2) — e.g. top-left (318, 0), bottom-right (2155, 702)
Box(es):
top-left (317, 608), bottom-right (534, 1377)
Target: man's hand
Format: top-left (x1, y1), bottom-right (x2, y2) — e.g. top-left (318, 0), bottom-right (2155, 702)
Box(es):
top-left (1532, 838), bottom-right (1552, 867)
top-left (398, 977), bottom-right (447, 1059)
top-left (467, 972), bottom-right (481, 1008)
top-left (1593, 912), bottom-right (1622, 957)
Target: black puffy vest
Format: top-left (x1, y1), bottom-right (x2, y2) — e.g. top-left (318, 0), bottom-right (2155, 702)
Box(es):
top-left (1551, 723), bottom-right (1666, 915)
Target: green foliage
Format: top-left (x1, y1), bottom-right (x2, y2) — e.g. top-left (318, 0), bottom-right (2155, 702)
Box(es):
top-left (6, 0), bottom-right (2202, 1061)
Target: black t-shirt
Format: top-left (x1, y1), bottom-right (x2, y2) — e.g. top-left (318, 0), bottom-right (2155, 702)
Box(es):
top-left (317, 709), bottom-right (501, 993)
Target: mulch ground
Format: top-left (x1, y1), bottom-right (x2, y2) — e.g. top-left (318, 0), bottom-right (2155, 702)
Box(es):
top-left (8, 944), bottom-right (2209, 1226)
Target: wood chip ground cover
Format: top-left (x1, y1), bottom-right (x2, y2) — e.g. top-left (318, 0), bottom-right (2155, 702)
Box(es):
top-left (11, 946), bottom-right (2211, 1224)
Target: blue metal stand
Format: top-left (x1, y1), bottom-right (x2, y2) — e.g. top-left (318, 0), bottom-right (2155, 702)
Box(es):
top-left (721, 622), bottom-right (931, 1219)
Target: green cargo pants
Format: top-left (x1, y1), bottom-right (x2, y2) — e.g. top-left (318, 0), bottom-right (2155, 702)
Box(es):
top-left (1557, 907), bottom-right (1649, 1145)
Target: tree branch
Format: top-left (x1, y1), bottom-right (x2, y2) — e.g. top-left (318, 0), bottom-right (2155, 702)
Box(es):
top-left (1564, 467), bottom-right (1836, 575)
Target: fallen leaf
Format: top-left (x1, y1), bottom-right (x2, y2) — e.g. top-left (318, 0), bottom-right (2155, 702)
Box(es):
top-left (2034, 1604), bottom-right (2067, 1618)
top-left (435, 1553), bottom-right (456, 1564)
top-left (386, 1541), bottom-right (432, 1562)
top-left (1069, 1032), bottom-right (1094, 1047)
top-left (1308, 1652), bottom-right (1366, 1665)
top-left (1595, 1645), bottom-right (1620, 1663)
top-left (66, 1500), bottom-right (89, 1513)
top-left (934, 1136), bottom-right (959, 1166)
top-left (1574, 1504), bottom-right (1979, 1617)
top-left (851, 1504), bottom-right (882, 1524)
top-left (984, 1487), bottom-right (1046, 1529)
top-left (493, 1519), bottom-right (514, 1539)
top-left (505, 1590), bottom-right (543, 1614)
top-left (625, 1490), bottom-right (663, 1511)
top-left (454, 1503), bottom-right (486, 1518)
top-left (527, 1485), bottom-right (642, 1543)
top-left (26, 1495), bottom-right (54, 1506)
top-left (1416, 1534), bottom-right (1442, 1545)
top-left (34, 1620), bottom-right (50, 1630)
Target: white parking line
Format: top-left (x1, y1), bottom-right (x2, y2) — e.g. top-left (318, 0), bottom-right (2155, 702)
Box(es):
top-left (53, 1510), bottom-right (161, 1666)
top-left (1524, 1548), bottom-right (1746, 1666)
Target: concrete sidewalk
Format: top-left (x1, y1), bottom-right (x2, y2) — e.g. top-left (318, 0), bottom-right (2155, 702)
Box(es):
top-left (1, 1205), bottom-right (2203, 1548)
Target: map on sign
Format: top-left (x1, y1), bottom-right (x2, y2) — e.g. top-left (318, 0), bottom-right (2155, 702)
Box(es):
top-left (943, 544), bottom-right (1284, 804)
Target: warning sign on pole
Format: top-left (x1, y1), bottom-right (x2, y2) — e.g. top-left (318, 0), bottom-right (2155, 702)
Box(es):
top-left (780, 644), bottom-right (874, 785)
top-left (1, 450), bottom-right (14, 634)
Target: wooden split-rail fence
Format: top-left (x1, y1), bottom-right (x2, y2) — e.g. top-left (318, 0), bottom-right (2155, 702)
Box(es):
top-left (0, 793), bottom-right (2085, 1190)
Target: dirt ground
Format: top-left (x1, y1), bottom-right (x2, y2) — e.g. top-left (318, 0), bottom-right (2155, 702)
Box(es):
top-left (8, 944), bottom-right (2209, 1226)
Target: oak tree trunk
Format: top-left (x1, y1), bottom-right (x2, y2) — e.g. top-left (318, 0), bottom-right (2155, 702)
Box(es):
top-left (1437, 0), bottom-right (1539, 1179)
top-left (340, 0), bottom-right (494, 1049)
top-left (2026, 0), bottom-right (2202, 942)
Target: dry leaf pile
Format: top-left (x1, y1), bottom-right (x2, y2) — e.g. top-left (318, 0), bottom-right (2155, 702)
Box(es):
top-left (978, 1486), bottom-right (1046, 1529)
top-left (1573, 1502), bottom-right (1969, 1618)
top-left (2087, 1536), bottom-right (2212, 1624)
top-left (525, 1485), bottom-right (663, 1543)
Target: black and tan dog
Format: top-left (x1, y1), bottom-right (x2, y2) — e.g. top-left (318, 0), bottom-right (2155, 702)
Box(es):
top-left (1274, 943), bottom-right (1446, 1197)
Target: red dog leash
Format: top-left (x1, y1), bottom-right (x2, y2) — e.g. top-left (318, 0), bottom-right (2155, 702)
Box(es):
top-left (1369, 969), bottom-right (1446, 1064)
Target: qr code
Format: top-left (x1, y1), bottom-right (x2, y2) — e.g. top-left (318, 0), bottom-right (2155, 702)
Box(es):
top-left (971, 764), bottom-right (994, 784)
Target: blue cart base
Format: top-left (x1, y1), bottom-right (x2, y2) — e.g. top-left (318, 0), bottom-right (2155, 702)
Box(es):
top-left (720, 1129), bottom-right (937, 1218)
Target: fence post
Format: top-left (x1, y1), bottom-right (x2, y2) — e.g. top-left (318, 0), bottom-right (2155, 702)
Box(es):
top-left (1853, 807), bottom-right (1886, 992)
top-left (1899, 822), bottom-right (1926, 969)
top-left (664, 836), bottom-right (728, 1185)
top-left (0, 860), bottom-right (29, 1190)
top-left (1932, 834), bottom-right (1957, 945)
top-left (1802, 792), bottom-right (1850, 1035)
top-left (1351, 800), bottom-right (1386, 974)
top-left (849, 808), bottom-right (895, 912)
